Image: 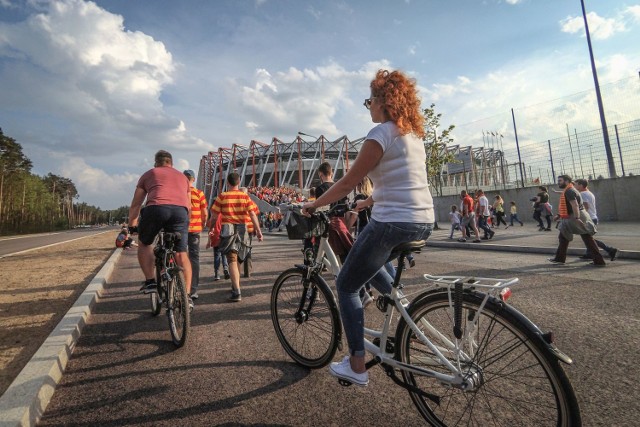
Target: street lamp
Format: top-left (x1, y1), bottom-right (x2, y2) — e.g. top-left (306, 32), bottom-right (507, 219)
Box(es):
top-left (297, 131), bottom-right (318, 139)
top-left (581, 0), bottom-right (616, 178)
top-left (587, 145), bottom-right (596, 178)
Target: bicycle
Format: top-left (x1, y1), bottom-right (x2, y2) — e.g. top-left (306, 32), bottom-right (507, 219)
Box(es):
top-left (270, 205), bottom-right (581, 426)
top-left (130, 227), bottom-right (190, 347)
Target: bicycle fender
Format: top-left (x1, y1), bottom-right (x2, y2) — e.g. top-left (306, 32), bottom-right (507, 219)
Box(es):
top-left (496, 298), bottom-right (574, 365)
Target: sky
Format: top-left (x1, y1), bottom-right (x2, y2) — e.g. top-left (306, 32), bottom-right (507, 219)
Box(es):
top-left (0, 0), bottom-right (639, 209)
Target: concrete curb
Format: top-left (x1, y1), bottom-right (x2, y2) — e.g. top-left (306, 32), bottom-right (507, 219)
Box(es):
top-left (426, 240), bottom-right (640, 260)
top-left (0, 248), bottom-right (123, 427)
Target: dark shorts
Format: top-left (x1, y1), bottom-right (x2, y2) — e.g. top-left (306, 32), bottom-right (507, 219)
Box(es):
top-left (138, 205), bottom-right (189, 252)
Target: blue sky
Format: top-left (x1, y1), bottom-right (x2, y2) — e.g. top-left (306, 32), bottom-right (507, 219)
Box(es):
top-left (1, 0), bottom-right (638, 209)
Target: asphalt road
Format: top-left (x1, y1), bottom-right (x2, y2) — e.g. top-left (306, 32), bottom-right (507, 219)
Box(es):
top-left (38, 233), bottom-right (640, 426)
top-left (0, 227), bottom-right (115, 258)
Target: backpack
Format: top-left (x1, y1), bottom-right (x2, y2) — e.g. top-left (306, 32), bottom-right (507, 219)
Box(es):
top-left (115, 232), bottom-right (127, 248)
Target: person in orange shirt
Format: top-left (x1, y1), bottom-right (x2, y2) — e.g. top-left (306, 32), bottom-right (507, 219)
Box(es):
top-left (240, 187), bottom-right (259, 277)
top-left (210, 173), bottom-right (263, 302)
top-left (184, 170), bottom-right (208, 301)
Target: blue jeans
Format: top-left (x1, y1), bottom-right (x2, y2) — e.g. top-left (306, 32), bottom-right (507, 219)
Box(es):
top-left (213, 246), bottom-right (228, 274)
top-left (510, 213), bottom-right (523, 226)
top-left (188, 232), bottom-right (201, 291)
top-left (336, 219), bottom-right (433, 357)
top-left (478, 215), bottom-right (492, 238)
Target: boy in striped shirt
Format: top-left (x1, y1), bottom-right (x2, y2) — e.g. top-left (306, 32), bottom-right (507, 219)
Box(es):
top-left (210, 173), bottom-right (263, 302)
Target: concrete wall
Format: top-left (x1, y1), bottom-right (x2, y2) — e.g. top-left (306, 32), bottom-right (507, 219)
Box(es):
top-left (432, 175), bottom-right (640, 223)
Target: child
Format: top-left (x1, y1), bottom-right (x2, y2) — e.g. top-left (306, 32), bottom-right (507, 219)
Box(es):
top-left (509, 201), bottom-right (524, 226)
top-left (448, 205), bottom-right (461, 239)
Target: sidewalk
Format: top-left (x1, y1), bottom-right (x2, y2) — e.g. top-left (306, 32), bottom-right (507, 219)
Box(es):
top-left (427, 221), bottom-right (640, 260)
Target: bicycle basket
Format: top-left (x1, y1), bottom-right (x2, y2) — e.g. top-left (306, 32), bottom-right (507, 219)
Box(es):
top-left (285, 211), bottom-right (326, 240)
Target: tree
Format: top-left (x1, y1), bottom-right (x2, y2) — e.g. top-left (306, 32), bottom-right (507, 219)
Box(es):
top-left (0, 129), bottom-right (33, 228)
top-left (422, 104), bottom-right (457, 196)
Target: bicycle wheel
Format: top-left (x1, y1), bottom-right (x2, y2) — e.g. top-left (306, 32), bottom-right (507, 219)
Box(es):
top-left (271, 268), bottom-right (341, 368)
top-left (166, 268), bottom-right (190, 347)
top-left (150, 265), bottom-right (162, 316)
top-left (395, 291), bottom-right (581, 426)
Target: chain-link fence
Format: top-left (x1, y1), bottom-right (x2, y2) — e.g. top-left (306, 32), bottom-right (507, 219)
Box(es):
top-left (436, 75), bottom-right (640, 195)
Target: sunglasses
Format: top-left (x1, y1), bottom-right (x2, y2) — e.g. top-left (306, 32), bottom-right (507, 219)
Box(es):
top-left (363, 97), bottom-right (376, 109)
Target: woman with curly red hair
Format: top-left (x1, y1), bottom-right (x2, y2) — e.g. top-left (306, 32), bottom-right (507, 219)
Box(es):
top-left (303, 69), bottom-right (434, 386)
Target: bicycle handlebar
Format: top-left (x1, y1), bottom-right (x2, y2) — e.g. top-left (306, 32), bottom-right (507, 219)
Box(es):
top-left (278, 202), bottom-right (350, 218)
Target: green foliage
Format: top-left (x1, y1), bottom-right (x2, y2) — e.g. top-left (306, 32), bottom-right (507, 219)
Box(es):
top-left (422, 104), bottom-right (457, 196)
top-left (0, 128), bottom-right (122, 235)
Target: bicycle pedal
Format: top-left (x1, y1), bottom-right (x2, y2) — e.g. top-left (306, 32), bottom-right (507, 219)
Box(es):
top-left (338, 379), bottom-right (353, 387)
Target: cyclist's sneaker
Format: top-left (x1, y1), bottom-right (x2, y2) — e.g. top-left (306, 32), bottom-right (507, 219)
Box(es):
top-left (228, 291), bottom-right (241, 302)
top-left (188, 295), bottom-right (194, 311)
top-left (190, 291), bottom-right (199, 300)
top-left (223, 269), bottom-right (230, 280)
top-left (140, 280), bottom-right (157, 294)
top-left (329, 356), bottom-right (368, 387)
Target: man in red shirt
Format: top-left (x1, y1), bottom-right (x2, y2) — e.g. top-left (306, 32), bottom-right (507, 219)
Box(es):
top-left (458, 190), bottom-right (481, 243)
top-left (184, 169), bottom-right (208, 300)
top-left (210, 173), bottom-right (263, 302)
top-left (128, 150), bottom-right (193, 308)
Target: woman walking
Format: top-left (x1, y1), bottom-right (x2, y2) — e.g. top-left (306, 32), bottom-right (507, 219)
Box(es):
top-left (493, 195), bottom-right (509, 228)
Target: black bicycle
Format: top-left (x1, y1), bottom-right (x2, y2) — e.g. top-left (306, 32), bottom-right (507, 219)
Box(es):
top-left (150, 230), bottom-right (190, 347)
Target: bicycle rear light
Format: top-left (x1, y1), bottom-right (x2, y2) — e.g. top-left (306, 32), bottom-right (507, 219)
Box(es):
top-left (499, 287), bottom-right (512, 302)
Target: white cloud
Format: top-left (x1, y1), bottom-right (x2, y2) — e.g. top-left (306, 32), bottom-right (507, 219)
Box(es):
top-left (230, 60), bottom-right (390, 138)
top-left (0, 0), bottom-right (212, 208)
top-left (626, 5), bottom-right (640, 22)
top-left (57, 155), bottom-right (139, 207)
top-left (428, 51), bottom-right (639, 164)
top-left (560, 11), bottom-right (626, 40)
top-left (505, 0), bottom-right (523, 5)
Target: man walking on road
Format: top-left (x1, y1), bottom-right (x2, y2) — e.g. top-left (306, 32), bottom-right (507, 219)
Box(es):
top-left (574, 179), bottom-right (618, 262)
top-left (128, 150), bottom-right (194, 308)
top-left (458, 190), bottom-right (481, 243)
top-left (210, 172), bottom-right (263, 302)
top-left (184, 169), bottom-right (208, 300)
top-left (548, 175), bottom-right (606, 267)
top-left (475, 189), bottom-right (495, 240)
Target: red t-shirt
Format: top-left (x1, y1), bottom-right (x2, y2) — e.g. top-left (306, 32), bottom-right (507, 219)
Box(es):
top-left (137, 166), bottom-right (190, 208)
top-left (462, 195), bottom-right (474, 215)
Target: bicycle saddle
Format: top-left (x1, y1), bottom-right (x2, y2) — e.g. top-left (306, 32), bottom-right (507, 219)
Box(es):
top-left (387, 240), bottom-right (427, 261)
top-left (164, 232), bottom-right (182, 242)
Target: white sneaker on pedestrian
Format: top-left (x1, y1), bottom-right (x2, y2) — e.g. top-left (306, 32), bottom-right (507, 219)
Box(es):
top-left (329, 356), bottom-right (368, 386)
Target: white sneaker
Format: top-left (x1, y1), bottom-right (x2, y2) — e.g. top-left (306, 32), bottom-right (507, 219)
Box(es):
top-left (329, 356), bottom-right (369, 386)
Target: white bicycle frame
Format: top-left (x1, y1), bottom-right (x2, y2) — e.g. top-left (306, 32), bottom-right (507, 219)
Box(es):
top-left (313, 226), bottom-right (520, 387)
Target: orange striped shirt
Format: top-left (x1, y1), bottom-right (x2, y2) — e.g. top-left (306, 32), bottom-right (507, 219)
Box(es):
top-left (245, 200), bottom-right (259, 233)
top-left (212, 190), bottom-right (255, 225)
top-left (188, 186), bottom-right (208, 232)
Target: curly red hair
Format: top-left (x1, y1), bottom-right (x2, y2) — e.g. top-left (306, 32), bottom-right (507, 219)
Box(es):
top-left (370, 70), bottom-right (425, 139)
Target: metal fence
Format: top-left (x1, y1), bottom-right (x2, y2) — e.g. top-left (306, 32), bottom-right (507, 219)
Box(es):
top-left (435, 118), bottom-right (640, 196)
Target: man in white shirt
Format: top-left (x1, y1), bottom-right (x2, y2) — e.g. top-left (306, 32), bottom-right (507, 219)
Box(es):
top-left (475, 189), bottom-right (495, 240)
top-left (574, 179), bottom-right (618, 261)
